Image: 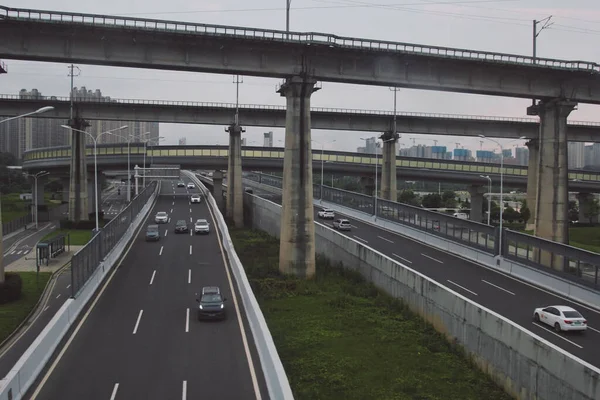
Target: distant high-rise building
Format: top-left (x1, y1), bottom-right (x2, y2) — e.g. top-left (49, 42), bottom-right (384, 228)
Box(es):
top-left (568, 142), bottom-right (586, 169)
top-left (453, 148), bottom-right (472, 161)
top-left (178, 137), bottom-right (187, 146)
top-left (584, 143), bottom-right (600, 168)
top-left (0, 88), bottom-right (160, 160)
top-left (263, 131), bottom-right (273, 147)
top-left (515, 147), bottom-right (529, 166)
top-left (476, 150), bottom-right (495, 163)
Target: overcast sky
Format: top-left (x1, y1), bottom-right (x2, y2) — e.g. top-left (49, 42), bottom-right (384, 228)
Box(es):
top-left (3, 0), bottom-right (600, 153)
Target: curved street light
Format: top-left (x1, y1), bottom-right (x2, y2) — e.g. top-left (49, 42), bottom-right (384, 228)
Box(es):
top-left (0, 106), bottom-right (55, 124)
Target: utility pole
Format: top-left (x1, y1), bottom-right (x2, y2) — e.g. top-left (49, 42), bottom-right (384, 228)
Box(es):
top-left (232, 75), bottom-right (243, 125)
top-left (286, 0), bottom-right (292, 38)
top-left (388, 87), bottom-right (400, 136)
top-left (530, 16), bottom-right (553, 109)
top-left (67, 64), bottom-right (81, 122)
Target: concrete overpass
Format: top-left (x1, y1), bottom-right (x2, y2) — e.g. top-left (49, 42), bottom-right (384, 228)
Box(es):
top-left (22, 144), bottom-right (600, 193)
top-left (2, 95), bottom-right (600, 142)
top-left (5, 4), bottom-right (599, 275)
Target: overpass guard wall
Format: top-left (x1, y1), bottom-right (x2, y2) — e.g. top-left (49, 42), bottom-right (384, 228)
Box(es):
top-left (243, 191), bottom-right (600, 400)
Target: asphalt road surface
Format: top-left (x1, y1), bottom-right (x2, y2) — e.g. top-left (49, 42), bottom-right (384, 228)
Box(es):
top-left (24, 178), bottom-right (269, 400)
top-left (244, 181), bottom-right (600, 368)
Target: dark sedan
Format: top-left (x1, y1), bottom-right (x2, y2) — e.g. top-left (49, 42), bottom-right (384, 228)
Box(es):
top-left (196, 286), bottom-right (227, 320)
top-left (174, 220), bottom-right (189, 233)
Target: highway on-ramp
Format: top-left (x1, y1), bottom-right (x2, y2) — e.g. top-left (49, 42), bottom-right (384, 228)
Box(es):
top-left (25, 178), bottom-right (269, 400)
top-left (243, 181), bottom-right (600, 368)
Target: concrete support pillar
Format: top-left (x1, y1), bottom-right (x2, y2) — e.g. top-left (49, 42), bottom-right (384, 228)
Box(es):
top-left (525, 139), bottom-right (539, 231)
top-left (276, 76), bottom-right (320, 278)
top-left (61, 177), bottom-right (70, 203)
top-left (578, 193), bottom-right (599, 224)
top-left (33, 176), bottom-right (47, 206)
top-left (379, 131), bottom-right (399, 201)
top-left (359, 176), bottom-right (375, 196)
top-left (468, 185), bottom-right (485, 223)
top-left (225, 123), bottom-right (244, 228)
top-left (68, 117), bottom-right (90, 222)
top-left (212, 170), bottom-right (224, 210)
top-left (533, 99), bottom-right (577, 245)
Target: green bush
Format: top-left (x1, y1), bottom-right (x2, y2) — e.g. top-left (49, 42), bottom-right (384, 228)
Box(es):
top-left (0, 273), bottom-right (23, 304)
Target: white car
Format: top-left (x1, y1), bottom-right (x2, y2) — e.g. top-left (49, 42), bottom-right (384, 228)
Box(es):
top-left (155, 211), bottom-right (168, 224)
top-left (533, 305), bottom-right (587, 332)
top-left (187, 183), bottom-right (195, 189)
top-left (318, 208), bottom-right (335, 219)
top-left (190, 194), bottom-right (202, 204)
top-left (194, 219), bottom-right (210, 234)
top-left (332, 219), bottom-right (351, 231)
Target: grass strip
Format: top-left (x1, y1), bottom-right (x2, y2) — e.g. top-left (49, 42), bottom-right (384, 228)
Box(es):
top-left (0, 272), bottom-right (52, 344)
top-left (229, 227), bottom-right (511, 400)
top-left (41, 229), bottom-right (93, 246)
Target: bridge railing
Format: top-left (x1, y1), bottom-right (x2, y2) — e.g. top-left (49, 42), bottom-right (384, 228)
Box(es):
top-left (504, 230), bottom-right (600, 290)
top-left (250, 172), bottom-right (600, 290)
top-left (70, 181), bottom-right (157, 297)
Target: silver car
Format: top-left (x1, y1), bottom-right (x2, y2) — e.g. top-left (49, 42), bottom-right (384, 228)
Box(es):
top-left (194, 218), bottom-right (210, 234)
top-left (190, 194), bottom-right (202, 204)
top-left (155, 211), bottom-right (168, 224)
top-left (333, 219), bottom-right (351, 231)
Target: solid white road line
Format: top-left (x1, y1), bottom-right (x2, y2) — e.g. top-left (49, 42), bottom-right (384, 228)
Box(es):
top-left (110, 383), bottom-right (120, 400)
top-left (482, 279), bottom-right (515, 296)
top-left (392, 253), bottom-right (412, 264)
top-left (182, 381), bottom-right (187, 400)
top-left (159, 246), bottom-right (163, 256)
top-left (149, 270), bottom-right (156, 285)
top-left (587, 326), bottom-right (600, 334)
top-left (133, 310), bottom-right (144, 334)
top-left (353, 235), bottom-right (368, 243)
top-left (447, 280), bottom-right (478, 296)
top-left (421, 253), bottom-right (443, 264)
top-left (189, 245), bottom-right (192, 255)
top-left (185, 308), bottom-right (190, 333)
top-left (378, 235), bottom-right (394, 244)
top-left (188, 269), bottom-right (191, 284)
top-left (532, 322), bottom-right (583, 348)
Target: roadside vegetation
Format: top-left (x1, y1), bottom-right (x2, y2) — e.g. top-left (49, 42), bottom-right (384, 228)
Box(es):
top-left (0, 272), bottom-right (51, 344)
top-left (229, 227), bottom-right (512, 400)
top-left (41, 229), bottom-right (93, 246)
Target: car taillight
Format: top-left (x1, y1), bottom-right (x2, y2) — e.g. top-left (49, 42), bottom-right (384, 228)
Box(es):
top-left (583, 320), bottom-right (587, 324)
top-left (564, 320), bottom-right (572, 324)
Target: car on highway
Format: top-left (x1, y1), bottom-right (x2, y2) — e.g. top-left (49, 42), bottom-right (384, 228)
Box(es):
top-left (187, 182), bottom-right (195, 189)
top-left (145, 224), bottom-right (160, 241)
top-left (333, 219), bottom-right (351, 231)
top-left (190, 194), bottom-right (202, 204)
top-left (174, 220), bottom-right (189, 233)
top-left (154, 211), bottom-right (168, 224)
top-left (196, 286), bottom-right (227, 320)
top-left (194, 219), bottom-right (210, 234)
top-left (318, 208), bottom-right (335, 219)
top-left (177, 181), bottom-right (185, 187)
top-left (533, 305), bottom-right (587, 332)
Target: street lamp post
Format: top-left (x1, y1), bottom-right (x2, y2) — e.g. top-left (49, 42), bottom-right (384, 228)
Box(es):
top-left (61, 124), bottom-right (128, 231)
top-left (312, 139), bottom-right (336, 203)
top-left (142, 135), bottom-right (164, 188)
top-left (0, 106), bottom-right (55, 124)
top-left (26, 171), bottom-right (49, 229)
top-left (480, 175), bottom-right (492, 225)
top-left (479, 135), bottom-right (526, 256)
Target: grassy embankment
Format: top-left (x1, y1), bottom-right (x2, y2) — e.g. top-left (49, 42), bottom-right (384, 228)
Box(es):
top-left (0, 193), bottom-right (61, 223)
top-left (229, 227), bottom-right (512, 400)
top-left (0, 272), bottom-right (51, 344)
top-left (41, 229), bottom-right (93, 246)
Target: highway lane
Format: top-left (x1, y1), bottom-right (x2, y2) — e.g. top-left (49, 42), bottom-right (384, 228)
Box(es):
top-left (25, 178), bottom-right (268, 400)
top-left (243, 182), bottom-right (600, 368)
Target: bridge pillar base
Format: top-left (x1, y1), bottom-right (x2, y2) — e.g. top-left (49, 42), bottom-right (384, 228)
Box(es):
top-left (525, 139), bottom-right (539, 231)
top-left (578, 193), bottom-right (598, 224)
top-left (212, 170), bottom-right (224, 211)
top-left (68, 117), bottom-right (90, 222)
top-left (276, 76), bottom-right (320, 279)
top-left (225, 123), bottom-right (244, 228)
top-left (468, 185), bottom-right (485, 223)
top-left (532, 99), bottom-right (577, 246)
top-left (380, 131), bottom-right (399, 201)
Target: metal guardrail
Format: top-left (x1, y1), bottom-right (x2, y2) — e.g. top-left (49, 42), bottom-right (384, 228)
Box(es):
top-left (1, 5), bottom-right (598, 72)
top-left (246, 172), bottom-right (600, 290)
top-left (70, 181), bottom-right (157, 297)
top-left (2, 213), bottom-right (32, 236)
top-left (4, 94), bottom-right (600, 127)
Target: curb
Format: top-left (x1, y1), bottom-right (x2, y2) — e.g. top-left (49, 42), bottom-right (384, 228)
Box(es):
top-left (0, 260), bottom-right (71, 354)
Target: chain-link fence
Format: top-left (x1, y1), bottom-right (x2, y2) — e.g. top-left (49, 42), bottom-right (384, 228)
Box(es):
top-left (2, 213), bottom-right (33, 236)
top-left (71, 181), bottom-right (158, 298)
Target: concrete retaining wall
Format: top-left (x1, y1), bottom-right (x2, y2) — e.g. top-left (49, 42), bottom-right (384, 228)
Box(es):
top-left (241, 178), bottom-right (600, 310)
top-left (0, 182), bottom-right (160, 400)
top-left (244, 193), bottom-right (600, 400)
